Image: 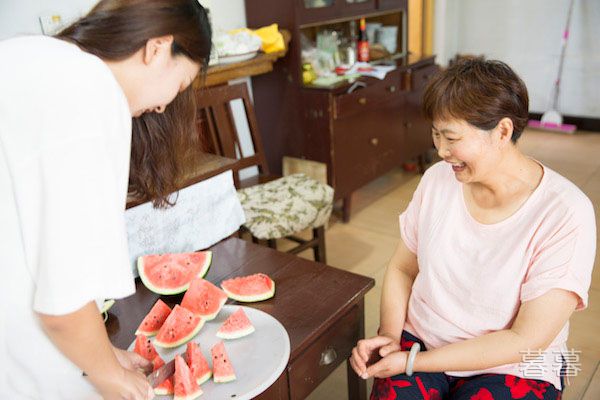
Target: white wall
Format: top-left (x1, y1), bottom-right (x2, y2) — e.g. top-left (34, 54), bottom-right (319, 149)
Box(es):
top-left (0, 0), bottom-right (247, 39)
top-left (434, 0), bottom-right (600, 118)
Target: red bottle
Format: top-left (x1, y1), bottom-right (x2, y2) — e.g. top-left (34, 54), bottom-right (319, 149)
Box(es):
top-left (357, 18), bottom-right (369, 62)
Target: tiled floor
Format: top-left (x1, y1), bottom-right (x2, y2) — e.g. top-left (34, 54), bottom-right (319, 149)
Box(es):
top-left (282, 129), bottom-right (600, 399)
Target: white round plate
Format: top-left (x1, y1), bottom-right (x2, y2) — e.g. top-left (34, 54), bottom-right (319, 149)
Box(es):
top-left (128, 305), bottom-right (290, 400)
top-left (217, 51), bottom-right (259, 65)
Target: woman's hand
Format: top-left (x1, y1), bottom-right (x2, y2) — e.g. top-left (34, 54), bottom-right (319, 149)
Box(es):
top-left (363, 350), bottom-right (409, 379)
top-left (88, 366), bottom-right (155, 400)
top-left (350, 335), bottom-right (400, 378)
top-left (113, 346), bottom-right (153, 375)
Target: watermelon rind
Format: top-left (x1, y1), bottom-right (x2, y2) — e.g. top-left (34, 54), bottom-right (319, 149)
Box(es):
top-left (216, 308), bottom-right (256, 339)
top-left (197, 370), bottom-right (211, 385)
top-left (134, 334), bottom-right (159, 361)
top-left (213, 372), bottom-right (237, 384)
top-left (152, 356), bottom-right (174, 395)
top-left (135, 299), bottom-right (172, 337)
top-left (216, 324), bottom-right (255, 340)
top-left (174, 355), bottom-right (203, 400)
top-left (137, 251), bottom-right (213, 295)
top-left (181, 279), bottom-right (228, 321)
top-left (154, 306), bottom-right (205, 348)
top-left (186, 341), bottom-right (212, 386)
top-left (154, 319), bottom-right (204, 348)
top-left (211, 341), bottom-right (236, 383)
top-left (154, 384), bottom-right (174, 396)
top-left (221, 276), bottom-right (276, 303)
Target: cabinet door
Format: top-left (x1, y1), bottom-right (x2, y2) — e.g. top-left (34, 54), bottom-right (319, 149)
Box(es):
top-left (342, 0), bottom-right (376, 15)
top-left (332, 82), bottom-right (404, 199)
top-left (378, 0), bottom-right (407, 11)
top-left (402, 64), bottom-right (439, 160)
top-left (296, 0), bottom-right (340, 25)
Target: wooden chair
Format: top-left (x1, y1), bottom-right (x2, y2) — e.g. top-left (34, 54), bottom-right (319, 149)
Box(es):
top-left (195, 83), bottom-right (333, 263)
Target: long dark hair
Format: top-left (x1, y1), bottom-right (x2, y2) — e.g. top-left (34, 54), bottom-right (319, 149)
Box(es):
top-left (57, 0), bottom-right (212, 207)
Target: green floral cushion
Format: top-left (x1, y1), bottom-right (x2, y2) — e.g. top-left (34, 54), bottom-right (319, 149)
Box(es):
top-left (237, 173), bottom-right (334, 239)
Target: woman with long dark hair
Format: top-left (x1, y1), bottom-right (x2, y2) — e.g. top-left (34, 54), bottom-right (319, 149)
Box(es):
top-left (0, 1), bottom-right (211, 398)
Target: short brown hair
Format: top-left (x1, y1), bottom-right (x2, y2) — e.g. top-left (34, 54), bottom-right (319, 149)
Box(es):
top-left (423, 57), bottom-right (529, 143)
top-left (57, 0), bottom-right (212, 208)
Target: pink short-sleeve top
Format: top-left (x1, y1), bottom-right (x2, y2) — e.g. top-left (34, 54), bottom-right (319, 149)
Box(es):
top-left (400, 161), bottom-right (596, 390)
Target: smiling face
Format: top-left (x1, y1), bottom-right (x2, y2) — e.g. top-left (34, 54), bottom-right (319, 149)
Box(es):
top-left (432, 118), bottom-right (508, 184)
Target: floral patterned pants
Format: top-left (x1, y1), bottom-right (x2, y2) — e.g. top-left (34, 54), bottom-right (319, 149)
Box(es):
top-left (370, 331), bottom-right (563, 400)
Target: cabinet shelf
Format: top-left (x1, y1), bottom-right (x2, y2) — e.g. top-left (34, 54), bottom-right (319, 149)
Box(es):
top-left (245, 0), bottom-right (437, 221)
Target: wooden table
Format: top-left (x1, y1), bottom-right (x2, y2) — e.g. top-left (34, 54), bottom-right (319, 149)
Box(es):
top-left (107, 237), bottom-right (374, 399)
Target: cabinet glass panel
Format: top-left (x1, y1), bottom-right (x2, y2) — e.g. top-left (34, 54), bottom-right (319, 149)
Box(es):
top-left (303, 0), bottom-right (335, 8)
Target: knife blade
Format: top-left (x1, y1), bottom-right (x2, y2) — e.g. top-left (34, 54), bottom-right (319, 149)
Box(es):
top-left (147, 353), bottom-right (188, 388)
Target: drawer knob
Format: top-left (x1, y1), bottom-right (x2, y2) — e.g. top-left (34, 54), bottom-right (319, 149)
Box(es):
top-left (358, 97), bottom-right (367, 105)
top-left (371, 138), bottom-right (379, 146)
top-left (319, 347), bottom-right (337, 366)
top-left (388, 85), bottom-right (397, 93)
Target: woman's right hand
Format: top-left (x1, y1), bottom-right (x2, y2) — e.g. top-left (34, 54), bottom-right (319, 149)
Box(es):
top-left (350, 334), bottom-right (401, 378)
top-left (89, 366), bottom-right (155, 400)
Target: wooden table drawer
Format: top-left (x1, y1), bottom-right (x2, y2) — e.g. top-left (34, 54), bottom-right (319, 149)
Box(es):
top-left (334, 70), bottom-right (401, 119)
top-left (288, 305), bottom-right (360, 400)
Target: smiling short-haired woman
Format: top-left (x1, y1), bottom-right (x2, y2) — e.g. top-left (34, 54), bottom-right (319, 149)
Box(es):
top-left (350, 57), bottom-right (596, 400)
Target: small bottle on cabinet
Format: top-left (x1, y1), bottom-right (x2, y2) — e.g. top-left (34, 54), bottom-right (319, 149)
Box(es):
top-left (357, 17), bottom-right (369, 62)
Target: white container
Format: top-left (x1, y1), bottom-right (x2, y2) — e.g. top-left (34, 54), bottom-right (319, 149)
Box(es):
top-left (376, 25), bottom-right (398, 53)
top-left (365, 22), bottom-right (382, 44)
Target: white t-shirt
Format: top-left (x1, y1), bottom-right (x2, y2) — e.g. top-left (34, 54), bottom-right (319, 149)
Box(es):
top-left (0, 36), bottom-right (136, 399)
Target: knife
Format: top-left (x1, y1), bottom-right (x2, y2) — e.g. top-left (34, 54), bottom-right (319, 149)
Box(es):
top-left (147, 353), bottom-right (188, 388)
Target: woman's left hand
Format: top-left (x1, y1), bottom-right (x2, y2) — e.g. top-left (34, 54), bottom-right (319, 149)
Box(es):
top-left (362, 351), bottom-right (409, 379)
top-left (113, 346), bottom-right (153, 374)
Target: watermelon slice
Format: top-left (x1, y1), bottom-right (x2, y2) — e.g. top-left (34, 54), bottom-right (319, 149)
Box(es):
top-left (216, 307), bottom-right (255, 339)
top-left (152, 355), bottom-right (174, 395)
top-left (154, 305), bottom-right (205, 348)
top-left (133, 334), bottom-right (158, 361)
top-left (186, 341), bottom-right (212, 385)
top-left (221, 273), bottom-right (275, 302)
top-left (137, 251), bottom-right (213, 295)
top-left (181, 278), bottom-right (228, 320)
top-left (135, 299), bottom-right (172, 336)
top-left (211, 341), bottom-right (236, 383)
top-left (174, 354), bottom-right (203, 400)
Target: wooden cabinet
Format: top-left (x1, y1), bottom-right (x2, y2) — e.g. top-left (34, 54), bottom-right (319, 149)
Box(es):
top-left (246, 0), bottom-right (438, 221)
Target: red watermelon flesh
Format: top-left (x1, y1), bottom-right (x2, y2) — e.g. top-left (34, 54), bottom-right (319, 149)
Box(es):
top-left (133, 334), bottom-right (158, 361)
top-left (221, 273), bottom-right (275, 302)
top-left (135, 299), bottom-right (172, 336)
top-left (137, 251), bottom-right (212, 295)
top-left (217, 307), bottom-right (255, 339)
top-left (211, 341), bottom-right (236, 383)
top-left (186, 341), bottom-right (212, 385)
top-left (152, 355), bottom-right (174, 395)
top-left (174, 354), bottom-right (203, 400)
top-left (154, 305), bottom-right (205, 348)
top-left (181, 278), bottom-right (228, 320)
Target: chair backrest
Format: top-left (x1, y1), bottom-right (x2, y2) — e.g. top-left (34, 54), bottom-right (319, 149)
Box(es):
top-left (195, 83), bottom-right (270, 187)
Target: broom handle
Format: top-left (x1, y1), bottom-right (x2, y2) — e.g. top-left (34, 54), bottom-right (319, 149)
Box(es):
top-left (552, 0), bottom-right (575, 110)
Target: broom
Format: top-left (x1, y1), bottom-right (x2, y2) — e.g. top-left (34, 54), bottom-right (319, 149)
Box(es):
top-left (528, 0), bottom-right (576, 133)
